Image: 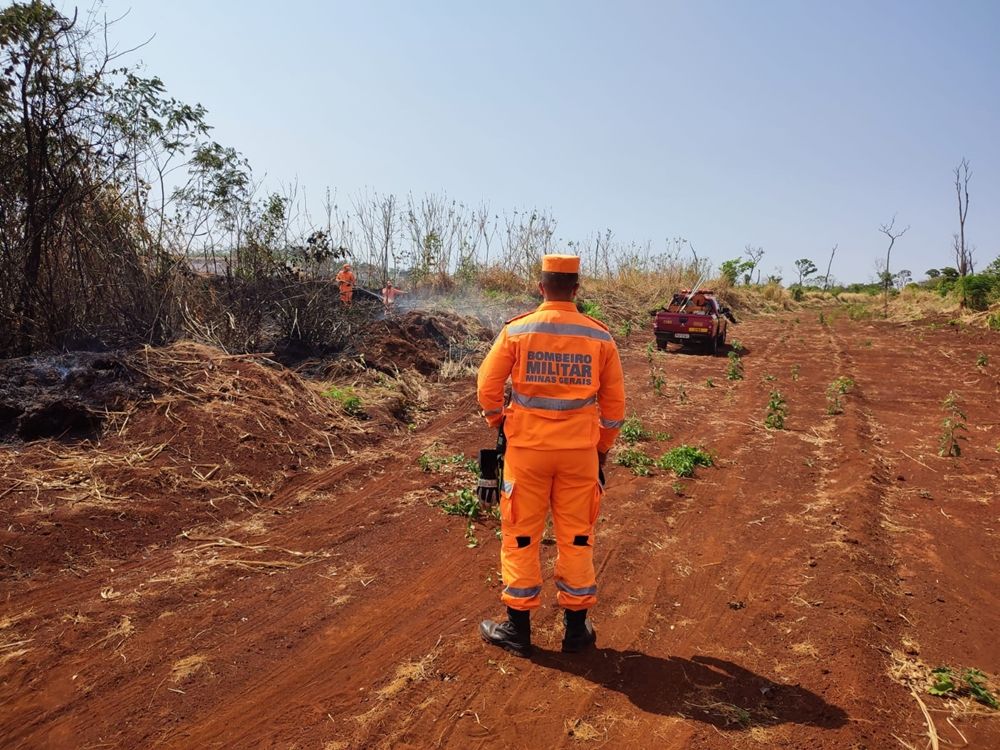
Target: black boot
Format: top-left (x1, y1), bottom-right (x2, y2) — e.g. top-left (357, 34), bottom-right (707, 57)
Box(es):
top-left (562, 608), bottom-right (596, 653)
top-left (480, 607), bottom-right (532, 657)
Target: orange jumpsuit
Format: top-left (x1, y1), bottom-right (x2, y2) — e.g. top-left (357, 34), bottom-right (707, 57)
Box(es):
top-left (477, 301), bottom-right (626, 611)
top-left (335, 268), bottom-right (356, 304)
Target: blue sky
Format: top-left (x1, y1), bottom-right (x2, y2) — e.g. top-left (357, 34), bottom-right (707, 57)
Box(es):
top-left (92, 0), bottom-right (1000, 281)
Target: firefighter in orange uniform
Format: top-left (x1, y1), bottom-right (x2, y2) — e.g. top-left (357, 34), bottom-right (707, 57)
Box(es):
top-left (477, 254), bottom-right (626, 656)
top-left (335, 263), bottom-right (356, 304)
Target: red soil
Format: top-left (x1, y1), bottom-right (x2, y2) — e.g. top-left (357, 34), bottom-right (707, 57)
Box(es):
top-left (1, 311), bottom-right (998, 749)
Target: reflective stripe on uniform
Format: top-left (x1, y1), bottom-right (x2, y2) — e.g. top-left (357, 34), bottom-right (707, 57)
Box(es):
top-left (511, 390), bottom-right (597, 411)
top-left (555, 580), bottom-right (597, 597)
top-left (504, 585), bottom-right (542, 598)
top-left (506, 321), bottom-right (612, 342)
top-left (483, 408), bottom-right (503, 416)
top-left (502, 479), bottom-right (514, 493)
top-left (600, 417), bottom-right (624, 429)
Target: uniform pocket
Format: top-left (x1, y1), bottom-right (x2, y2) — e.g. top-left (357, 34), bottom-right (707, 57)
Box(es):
top-left (589, 480), bottom-right (603, 526)
top-left (500, 479), bottom-right (516, 525)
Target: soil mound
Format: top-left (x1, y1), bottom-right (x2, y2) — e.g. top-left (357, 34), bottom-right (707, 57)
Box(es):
top-left (0, 342), bottom-right (363, 576)
top-left (360, 311), bottom-right (491, 376)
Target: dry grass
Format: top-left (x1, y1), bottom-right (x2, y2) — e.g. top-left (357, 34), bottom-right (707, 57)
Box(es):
top-left (177, 530), bottom-right (327, 571)
top-left (376, 652), bottom-right (438, 700)
top-left (171, 654), bottom-right (209, 682)
top-left (564, 717), bottom-right (605, 742)
top-left (91, 616), bottom-right (134, 651)
top-left (0, 613), bottom-right (34, 666)
top-left (791, 642), bottom-right (819, 659)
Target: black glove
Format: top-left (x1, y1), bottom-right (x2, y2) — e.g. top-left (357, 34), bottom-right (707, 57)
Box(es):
top-left (477, 448), bottom-right (500, 506)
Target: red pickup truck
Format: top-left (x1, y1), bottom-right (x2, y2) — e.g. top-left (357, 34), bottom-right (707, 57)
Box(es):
top-left (653, 290), bottom-right (735, 355)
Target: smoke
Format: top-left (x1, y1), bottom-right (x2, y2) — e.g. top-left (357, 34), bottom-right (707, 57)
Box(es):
top-left (391, 288), bottom-right (536, 336)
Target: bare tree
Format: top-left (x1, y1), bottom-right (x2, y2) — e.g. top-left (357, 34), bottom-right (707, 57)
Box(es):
top-left (823, 243), bottom-right (837, 292)
top-left (954, 158), bottom-right (973, 276)
top-left (743, 244), bottom-right (765, 285)
top-left (354, 190), bottom-right (400, 286)
top-left (879, 215), bottom-right (909, 317)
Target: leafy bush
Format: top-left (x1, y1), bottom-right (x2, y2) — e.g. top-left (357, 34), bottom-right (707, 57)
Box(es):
top-left (614, 447), bottom-right (654, 476)
top-left (956, 274), bottom-right (997, 311)
top-left (620, 416), bottom-right (650, 444)
top-left (655, 445), bottom-right (713, 477)
top-left (577, 299), bottom-right (606, 322)
top-left (321, 386), bottom-right (364, 417)
top-left (928, 666), bottom-right (998, 709)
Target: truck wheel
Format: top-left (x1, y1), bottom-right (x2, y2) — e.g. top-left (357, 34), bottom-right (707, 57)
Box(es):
top-left (709, 334), bottom-right (719, 356)
top-left (656, 341), bottom-right (667, 352)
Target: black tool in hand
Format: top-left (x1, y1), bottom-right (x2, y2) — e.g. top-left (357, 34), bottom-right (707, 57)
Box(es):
top-left (477, 449), bottom-right (500, 506)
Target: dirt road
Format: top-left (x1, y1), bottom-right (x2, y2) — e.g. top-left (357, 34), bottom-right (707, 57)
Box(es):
top-left (2, 311), bottom-right (998, 749)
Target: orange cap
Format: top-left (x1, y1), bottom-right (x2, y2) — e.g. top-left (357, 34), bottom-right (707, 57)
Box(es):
top-left (541, 254), bottom-right (580, 273)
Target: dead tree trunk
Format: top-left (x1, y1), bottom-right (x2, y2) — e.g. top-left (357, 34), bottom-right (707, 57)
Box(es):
top-left (954, 159), bottom-right (972, 276)
top-left (879, 216), bottom-right (909, 318)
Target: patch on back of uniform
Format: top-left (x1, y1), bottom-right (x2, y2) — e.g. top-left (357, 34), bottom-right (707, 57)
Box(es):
top-left (573, 535), bottom-right (590, 546)
top-left (516, 535), bottom-right (531, 548)
top-left (504, 311), bottom-right (533, 326)
top-left (581, 314), bottom-right (610, 332)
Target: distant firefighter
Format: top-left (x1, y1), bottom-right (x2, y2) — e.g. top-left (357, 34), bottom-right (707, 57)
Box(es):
top-left (335, 263), bottom-right (356, 304)
top-left (381, 281), bottom-right (407, 309)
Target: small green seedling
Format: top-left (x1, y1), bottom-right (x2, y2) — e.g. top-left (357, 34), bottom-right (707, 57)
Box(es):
top-left (976, 353), bottom-right (988, 368)
top-left (651, 371), bottom-right (666, 396)
top-left (825, 376), bottom-right (855, 415)
top-left (938, 391), bottom-right (967, 457)
top-left (790, 364), bottom-right (800, 382)
top-left (764, 391), bottom-right (787, 430)
top-left (705, 378), bottom-right (715, 388)
top-left (730, 339), bottom-right (744, 353)
top-left (677, 385), bottom-right (689, 404)
top-left (726, 351), bottom-right (744, 381)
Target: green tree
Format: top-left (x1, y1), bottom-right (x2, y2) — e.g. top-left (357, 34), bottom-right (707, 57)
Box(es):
top-left (793, 258), bottom-right (818, 287)
top-left (719, 257), bottom-right (753, 285)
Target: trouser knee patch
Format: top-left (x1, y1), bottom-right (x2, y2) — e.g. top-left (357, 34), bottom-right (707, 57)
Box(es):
top-left (573, 535), bottom-right (590, 546)
top-left (516, 535), bottom-right (531, 548)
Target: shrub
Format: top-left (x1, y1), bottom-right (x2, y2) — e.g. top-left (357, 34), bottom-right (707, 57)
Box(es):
top-left (620, 416), bottom-right (650, 444)
top-left (321, 386), bottom-right (364, 417)
top-left (614, 447), bottom-right (654, 476)
top-left (655, 445), bottom-right (713, 477)
top-left (956, 274), bottom-right (997, 311)
top-left (577, 299), bottom-right (606, 322)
